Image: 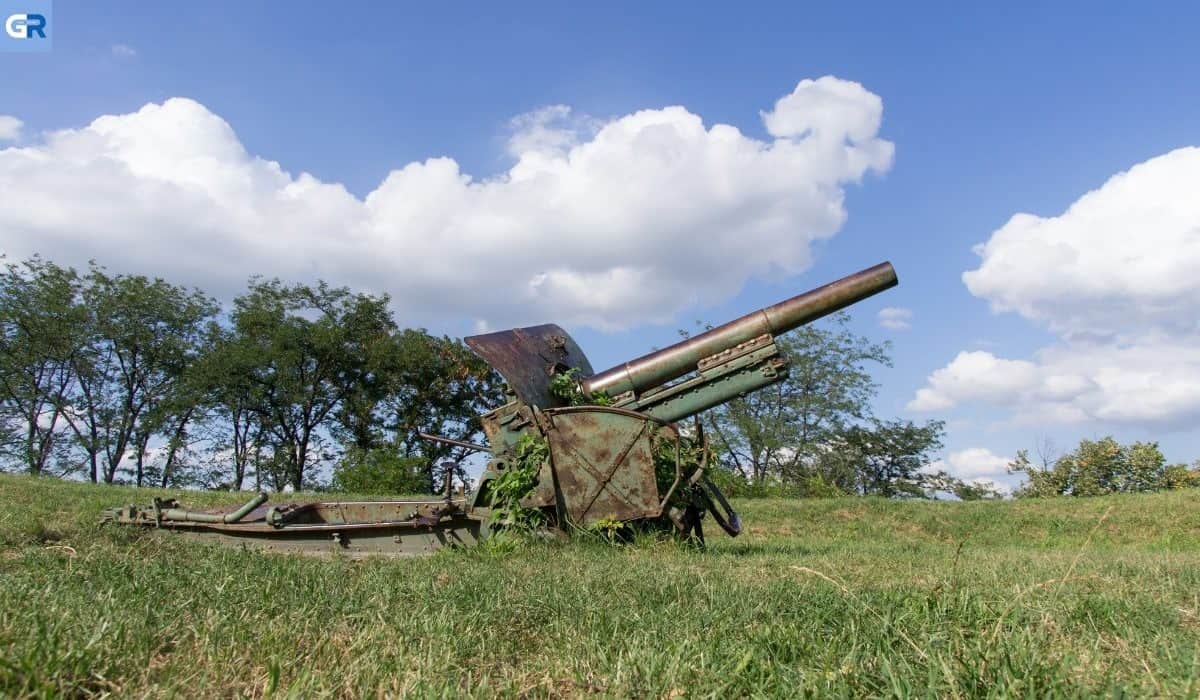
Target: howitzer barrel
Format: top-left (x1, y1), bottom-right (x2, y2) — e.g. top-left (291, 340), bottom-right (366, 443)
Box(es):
top-left (582, 261), bottom-right (898, 398)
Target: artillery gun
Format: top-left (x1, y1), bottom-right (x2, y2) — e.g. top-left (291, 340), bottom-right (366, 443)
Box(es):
top-left (103, 263), bottom-right (897, 555)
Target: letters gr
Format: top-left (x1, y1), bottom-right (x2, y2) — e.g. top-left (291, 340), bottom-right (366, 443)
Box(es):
top-left (5, 13), bottom-right (47, 40)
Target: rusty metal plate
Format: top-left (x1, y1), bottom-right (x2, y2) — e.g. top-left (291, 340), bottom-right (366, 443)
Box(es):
top-left (102, 497), bottom-right (480, 556)
top-left (465, 324), bottom-right (594, 408)
top-left (545, 408), bottom-right (661, 525)
top-left (166, 518), bottom-right (481, 557)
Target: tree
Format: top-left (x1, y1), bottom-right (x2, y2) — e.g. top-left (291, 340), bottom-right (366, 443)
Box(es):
top-left (230, 280), bottom-right (395, 491)
top-left (330, 447), bottom-right (429, 495)
top-left (0, 258), bottom-right (86, 475)
top-left (59, 266), bottom-right (216, 484)
top-left (840, 419), bottom-right (946, 497)
top-left (920, 469), bottom-right (1005, 501)
top-left (702, 313), bottom-right (945, 497)
top-left (189, 322), bottom-right (266, 490)
top-left (1162, 462), bottom-right (1200, 491)
top-left (324, 328), bottom-right (504, 493)
top-left (375, 330), bottom-right (505, 492)
top-left (704, 312), bottom-right (891, 484)
top-left (141, 350), bottom-right (213, 488)
top-left (951, 479), bottom-right (1005, 501)
top-left (1009, 436), bottom-right (1200, 497)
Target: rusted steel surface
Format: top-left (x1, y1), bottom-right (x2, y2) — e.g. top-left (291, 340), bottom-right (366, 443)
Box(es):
top-left (544, 408), bottom-right (662, 525)
top-left (464, 324), bottom-right (594, 408)
top-left (153, 492), bottom-right (268, 524)
top-left (101, 496), bottom-right (478, 556)
top-left (167, 517), bottom-right (481, 557)
top-left (417, 432), bottom-right (492, 453)
top-left (618, 335), bottom-right (790, 423)
top-left (582, 261), bottom-right (897, 397)
top-left (104, 262), bottom-right (899, 555)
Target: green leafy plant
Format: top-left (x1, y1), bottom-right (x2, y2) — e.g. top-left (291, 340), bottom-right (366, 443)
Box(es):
top-left (549, 368), bottom-right (613, 406)
top-left (1010, 436), bottom-right (1200, 498)
top-left (587, 516), bottom-right (629, 542)
top-left (330, 448), bottom-right (429, 495)
top-left (652, 430), bottom-right (706, 511)
top-left (487, 432), bottom-right (548, 532)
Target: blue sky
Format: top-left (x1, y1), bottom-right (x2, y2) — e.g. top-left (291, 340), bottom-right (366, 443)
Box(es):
top-left (3, 1), bottom-right (1199, 489)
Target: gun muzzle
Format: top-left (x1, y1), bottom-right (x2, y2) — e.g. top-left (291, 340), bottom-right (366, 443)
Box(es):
top-left (581, 261), bottom-right (897, 398)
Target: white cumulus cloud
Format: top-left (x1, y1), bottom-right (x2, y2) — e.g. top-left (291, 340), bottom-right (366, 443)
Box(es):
top-left (926, 449), bottom-right (1012, 482)
top-left (911, 337), bottom-right (1200, 427)
top-left (0, 116), bottom-right (21, 142)
top-left (504, 105), bottom-right (601, 158)
top-left (908, 351), bottom-right (1038, 411)
top-left (925, 447), bottom-right (1013, 494)
top-left (940, 447), bottom-right (1011, 480)
top-left (877, 306), bottom-right (912, 330)
top-left (963, 148), bottom-right (1200, 338)
top-left (0, 77), bottom-right (892, 330)
top-left (912, 147), bottom-right (1200, 428)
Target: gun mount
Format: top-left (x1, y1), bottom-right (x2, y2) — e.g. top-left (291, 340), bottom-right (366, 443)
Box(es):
top-left (103, 262), bottom-right (897, 555)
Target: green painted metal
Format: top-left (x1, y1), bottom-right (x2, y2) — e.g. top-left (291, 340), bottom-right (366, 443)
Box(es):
top-left (156, 492), bottom-right (268, 524)
top-left (102, 262), bottom-right (898, 555)
top-left (582, 262), bottom-right (897, 399)
top-left (101, 496), bottom-right (480, 557)
top-left (540, 407), bottom-right (664, 526)
top-left (616, 335), bottom-right (788, 423)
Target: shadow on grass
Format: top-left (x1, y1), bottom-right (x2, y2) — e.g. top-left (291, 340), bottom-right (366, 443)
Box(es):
top-left (708, 540), bottom-right (834, 557)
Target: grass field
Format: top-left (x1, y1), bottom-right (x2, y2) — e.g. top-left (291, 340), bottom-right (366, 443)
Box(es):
top-left (1, 474), bottom-right (1198, 698)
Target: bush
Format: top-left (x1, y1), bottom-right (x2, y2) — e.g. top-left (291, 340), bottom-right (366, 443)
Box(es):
top-left (704, 468), bottom-right (848, 499)
top-left (330, 447), bottom-right (430, 495)
top-left (1010, 437), bottom-right (1200, 498)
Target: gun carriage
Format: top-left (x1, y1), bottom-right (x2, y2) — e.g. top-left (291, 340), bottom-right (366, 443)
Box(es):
top-left (103, 263), bottom-right (898, 555)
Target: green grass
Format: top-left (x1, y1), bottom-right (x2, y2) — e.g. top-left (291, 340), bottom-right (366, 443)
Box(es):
top-left (1, 474), bottom-right (1198, 698)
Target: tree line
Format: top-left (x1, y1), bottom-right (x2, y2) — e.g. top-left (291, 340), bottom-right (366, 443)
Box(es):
top-left (691, 316), bottom-right (1199, 500)
top-left (6, 254), bottom-right (1192, 499)
top-left (0, 257), bottom-right (501, 492)
top-left (697, 316), bottom-right (968, 499)
top-left (1008, 437), bottom-right (1199, 497)
top-left (0, 255), bottom-right (959, 497)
